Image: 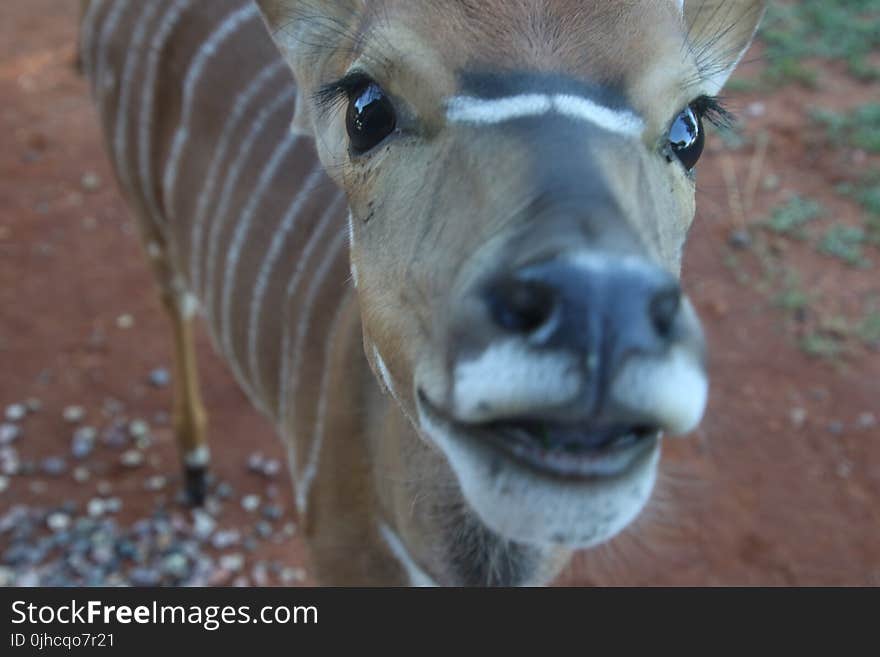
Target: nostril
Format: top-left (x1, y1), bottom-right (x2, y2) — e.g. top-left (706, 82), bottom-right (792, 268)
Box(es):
top-left (649, 286), bottom-right (682, 339)
top-left (486, 278), bottom-right (558, 336)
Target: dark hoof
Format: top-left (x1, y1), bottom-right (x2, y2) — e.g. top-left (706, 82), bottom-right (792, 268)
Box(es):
top-left (184, 466), bottom-right (207, 507)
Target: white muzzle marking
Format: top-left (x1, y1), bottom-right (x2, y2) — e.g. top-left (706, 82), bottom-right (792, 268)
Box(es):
top-left (452, 340), bottom-right (581, 423)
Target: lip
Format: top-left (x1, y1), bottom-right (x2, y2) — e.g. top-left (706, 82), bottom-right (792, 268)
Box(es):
top-left (417, 389), bottom-right (660, 481)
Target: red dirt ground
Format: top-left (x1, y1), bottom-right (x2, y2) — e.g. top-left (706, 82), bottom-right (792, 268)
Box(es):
top-left (1, 1), bottom-right (878, 586)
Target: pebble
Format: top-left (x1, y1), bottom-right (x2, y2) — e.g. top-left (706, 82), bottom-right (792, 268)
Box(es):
top-left (280, 567), bottom-right (306, 585)
top-left (261, 459), bottom-right (281, 478)
top-left (120, 450), bottom-right (144, 468)
top-left (0, 475), bottom-right (8, 493)
top-left (211, 530), bottom-right (240, 550)
top-left (103, 422), bottom-right (129, 448)
top-left (192, 510), bottom-right (215, 540)
top-left (857, 413), bottom-right (877, 430)
top-left (262, 504), bottom-right (284, 522)
top-left (145, 475), bottom-right (167, 492)
top-left (0, 566), bottom-right (14, 586)
top-left (5, 404), bottom-right (26, 422)
top-left (81, 172), bottom-right (102, 191)
top-left (247, 452), bottom-right (265, 473)
top-left (252, 561), bottom-right (269, 586)
top-left (116, 314), bottom-right (134, 330)
top-left (241, 494), bottom-right (261, 513)
top-left (42, 456), bottom-right (68, 476)
top-left (25, 398), bottom-right (42, 413)
top-left (129, 568), bottom-right (160, 586)
top-left (789, 407), bottom-right (807, 429)
top-left (0, 423), bottom-right (21, 445)
top-left (62, 405), bottom-right (86, 424)
top-left (215, 482), bottom-right (234, 499)
top-left (255, 521), bottom-right (273, 539)
top-left (87, 498), bottom-right (106, 517)
top-left (73, 466), bottom-right (90, 483)
top-left (97, 481), bottom-right (113, 496)
top-left (828, 421), bottom-right (845, 435)
top-left (162, 553), bottom-right (189, 579)
top-left (219, 553), bottom-right (245, 573)
top-left (0, 447), bottom-right (20, 476)
top-left (71, 426), bottom-right (97, 459)
top-left (47, 512), bottom-right (71, 532)
top-left (104, 497), bottom-right (122, 514)
top-left (128, 419), bottom-right (150, 439)
top-left (148, 368), bottom-right (171, 388)
top-left (728, 229), bottom-right (752, 250)
top-left (17, 570), bottom-right (39, 587)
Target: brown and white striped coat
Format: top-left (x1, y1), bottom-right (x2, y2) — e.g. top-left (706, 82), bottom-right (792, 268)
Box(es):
top-left (81, 0), bottom-right (764, 585)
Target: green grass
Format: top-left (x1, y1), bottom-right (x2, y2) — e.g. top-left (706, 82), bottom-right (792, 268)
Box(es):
top-left (812, 105), bottom-right (880, 154)
top-left (760, 0), bottom-right (880, 85)
top-left (818, 225), bottom-right (872, 268)
top-left (859, 312), bottom-right (880, 346)
top-left (800, 332), bottom-right (846, 359)
top-left (836, 171), bottom-right (880, 246)
top-left (763, 196), bottom-right (824, 238)
top-left (773, 270), bottom-right (813, 314)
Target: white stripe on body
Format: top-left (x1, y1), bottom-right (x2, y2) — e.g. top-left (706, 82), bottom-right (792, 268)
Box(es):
top-left (189, 61), bottom-right (287, 294)
top-left (219, 132), bottom-right (303, 384)
top-left (246, 167), bottom-right (325, 401)
top-left (79, 0), bottom-right (106, 82)
top-left (276, 195), bottom-right (347, 429)
top-left (201, 86), bottom-right (298, 329)
top-left (94, 0), bottom-right (132, 123)
top-left (296, 284), bottom-right (349, 514)
top-left (280, 231), bottom-right (348, 513)
top-left (446, 94), bottom-right (645, 138)
top-left (162, 3), bottom-right (260, 221)
top-left (138, 0), bottom-right (193, 232)
top-left (113, 0), bottom-right (161, 201)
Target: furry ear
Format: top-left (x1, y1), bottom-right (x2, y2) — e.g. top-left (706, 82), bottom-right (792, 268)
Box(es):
top-left (684, 0), bottom-right (766, 95)
top-left (254, 0), bottom-right (364, 134)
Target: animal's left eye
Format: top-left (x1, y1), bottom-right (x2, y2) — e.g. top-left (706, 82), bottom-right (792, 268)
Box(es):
top-left (667, 105), bottom-right (705, 171)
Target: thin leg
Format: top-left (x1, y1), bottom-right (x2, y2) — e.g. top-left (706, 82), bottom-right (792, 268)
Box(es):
top-left (159, 287), bottom-right (209, 506)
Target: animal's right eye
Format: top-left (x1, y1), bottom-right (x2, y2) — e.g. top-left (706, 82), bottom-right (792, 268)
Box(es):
top-left (346, 81), bottom-right (397, 154)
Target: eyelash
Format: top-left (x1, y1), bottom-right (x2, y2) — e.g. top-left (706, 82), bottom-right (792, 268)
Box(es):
top-left (314, 72), bottom-right (372, 116)
top-left (691, 95), bottom-right (734, 128)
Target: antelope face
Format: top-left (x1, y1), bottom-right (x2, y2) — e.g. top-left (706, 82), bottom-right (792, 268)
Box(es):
top-left (260, 0), bottom-right (764, 549)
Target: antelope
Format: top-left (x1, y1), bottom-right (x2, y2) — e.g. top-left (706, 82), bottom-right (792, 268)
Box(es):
top-left (79, 0), bottom-right (764, 586)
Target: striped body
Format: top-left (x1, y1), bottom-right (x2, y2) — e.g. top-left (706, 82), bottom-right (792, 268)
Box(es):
top-left (80, 0), bottom-right (354, 515)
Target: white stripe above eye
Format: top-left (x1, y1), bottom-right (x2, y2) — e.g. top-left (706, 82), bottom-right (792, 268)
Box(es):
top-left (446, 93), bottom-right (645, 138)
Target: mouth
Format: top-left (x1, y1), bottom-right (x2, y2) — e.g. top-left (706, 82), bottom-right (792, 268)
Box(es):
top-left (417, 390), bottom-right (660, 480)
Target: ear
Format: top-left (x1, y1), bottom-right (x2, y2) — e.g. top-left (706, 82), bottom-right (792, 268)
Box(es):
top-left (254, 0), bottom-right (364, 135)
top-left (684, 0), bottom-right (766, 95)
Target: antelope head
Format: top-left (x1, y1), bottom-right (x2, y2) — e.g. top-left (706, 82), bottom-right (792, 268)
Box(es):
top-left (257, 0), bottom-right (765, 551)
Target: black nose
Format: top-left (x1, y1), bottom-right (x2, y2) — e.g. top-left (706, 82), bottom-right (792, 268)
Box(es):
top-left (484, 258), bottom-right (684, 362)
